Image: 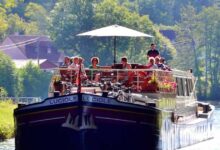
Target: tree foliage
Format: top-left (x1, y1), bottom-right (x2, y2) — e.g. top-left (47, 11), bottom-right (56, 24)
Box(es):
top-left (196, 7), bottom-right (220, 99)
top-left (17, 62), bottom-right (52, 98)
top-left (49, 0), bottom-right (175, 65)
top-left (137, 0), bottom-right (214, 25)
top-left (0, 53), bottom-right (52, 98)
top-left (0, 7), bottom-right (8, 40)
top-left (25, 2), bottom-right (49, 34)
top-left (0, 52), bottom-right (17, 96)
top-left (0, 86), bottom-right (8, 97)
top-left (173, 6), bottom-right (220, 100)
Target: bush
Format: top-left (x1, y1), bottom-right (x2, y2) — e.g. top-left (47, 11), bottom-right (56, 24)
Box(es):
top-left (0, 100), bottom-right (16, 140)
top-left (0, 87), bottom-right (8, 97)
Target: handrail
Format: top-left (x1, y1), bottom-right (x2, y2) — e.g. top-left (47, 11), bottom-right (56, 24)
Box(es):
top-left (0, 97), bottom-right (42, 104)
top-left (48, 67), bottom-right (181, 96)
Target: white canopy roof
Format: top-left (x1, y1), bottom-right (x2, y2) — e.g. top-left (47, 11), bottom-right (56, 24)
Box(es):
top-left (77, 24), bottom-right (153, 37)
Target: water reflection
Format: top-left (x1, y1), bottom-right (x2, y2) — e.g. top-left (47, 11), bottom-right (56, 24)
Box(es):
top-left (179, 106), bottom-right (220, 150)
top-left (0, 139), bottom-right (14, 150)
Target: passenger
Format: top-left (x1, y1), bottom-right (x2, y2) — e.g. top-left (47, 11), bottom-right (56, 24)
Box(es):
top-left (77, 57), bottom-right (87, 81)
top-left (67, 56), bottom-right (79, 84)
top-left (68, 56), bottom-right (79, 69)
top-left (89, 57), bottom-right (100, 82)
top-left (60, 56), bottom-right (71, 81)
top-left (119, 57), bottom-right (133, 86)
top-left (136, 57), bottom-right (158, 92)
top-left (156, 56), bottom-right (165, 69)
top-left (155, 56), bottom-right (161, 68)
top-left (147, 43), bottom-right (160, 58)
top-left (61, 56), bottom-right (71, 67)
top-left (146, 57), bottom-right (158, 69)
top-left (89, 57), bottom-right (100, 69)
top-left (160, 57), bottom-right (171, 71)
top-left (121, 57), bottom-right (132, 69)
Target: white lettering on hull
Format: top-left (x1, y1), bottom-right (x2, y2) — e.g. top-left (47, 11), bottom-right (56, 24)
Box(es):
top-left (82, 95), bottom-right (113, 104)
top-left (48, 95), bottom-right (78, 105)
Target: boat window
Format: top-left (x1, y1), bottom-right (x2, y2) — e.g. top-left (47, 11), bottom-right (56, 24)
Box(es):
top-left (176, 77), bottom-right (184, 96)
top-left (176, 78), bottom-right (180, 95)
top-left (185, 79), bottom-right (190, 96)
top-left (188, 79), bottom-right (193, 93)
top-left (181, 78), bottom-right (187, 96)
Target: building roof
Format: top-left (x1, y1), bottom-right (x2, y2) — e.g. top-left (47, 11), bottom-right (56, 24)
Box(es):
top-left (0, 35), bottom-right (64, 63)
top-left (13, 59), bottom-right (58, 69)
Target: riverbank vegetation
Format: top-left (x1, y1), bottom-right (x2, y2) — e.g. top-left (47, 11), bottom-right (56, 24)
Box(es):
top-left (0, 100), bottom-right (17, 140)
top-left (0, 52), bottom-right (52, 98)
top-left (0, 0), bottom-right (219, 100)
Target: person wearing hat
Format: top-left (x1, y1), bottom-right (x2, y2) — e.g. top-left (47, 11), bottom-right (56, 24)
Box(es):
top-left (89, 57), bottom-right (100, 69)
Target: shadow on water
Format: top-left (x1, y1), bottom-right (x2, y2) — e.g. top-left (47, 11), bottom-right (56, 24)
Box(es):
top-left (1, 101), bottom-right (220, 150)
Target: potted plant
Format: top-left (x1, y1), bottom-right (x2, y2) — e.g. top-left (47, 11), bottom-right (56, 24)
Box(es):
top-left (53, 76), bottom-right (62, 92)
top-left (147, 73), bottom-right (158, 92)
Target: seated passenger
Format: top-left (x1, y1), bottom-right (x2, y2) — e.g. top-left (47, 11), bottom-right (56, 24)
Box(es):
top-left (119, 57), bottom-right (133, 85)
top-left (67, 56), bottom-right (79, 84)
top-left (160, 57), bottom-right (171, 71)
top-left (60, 56), bottom-right (72, 82)
top-left (75, 57), bottom-right (87, 85)
top-left (155, 56), bottom-right (162, 69)
top-left (89, 57), bottom-right (100, 69)
top-left (60, 56), bottom-right (71, 67)
top-left (69, 56), bottom-right (79, 70)
top-left (136, 57), bottom-right (157, 91)
top-left (121, 57), bottom-right (132, 69)
top-left (146, 57), bottom-right (158, 69)
top-left (89, 57), bottom-right (100, 82)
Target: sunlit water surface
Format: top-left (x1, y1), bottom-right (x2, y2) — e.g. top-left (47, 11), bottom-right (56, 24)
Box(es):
top-left (0, 102), bottom-right (219, 150)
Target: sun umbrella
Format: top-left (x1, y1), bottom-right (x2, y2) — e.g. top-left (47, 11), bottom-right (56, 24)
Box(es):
top-left (77, 24), bottom-right (153, 63)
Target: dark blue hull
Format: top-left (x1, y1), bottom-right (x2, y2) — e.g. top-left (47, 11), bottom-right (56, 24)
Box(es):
top-left (14, 93), bottom-right (161, 150)
top-left (16, 121), bottom-right (159, 150)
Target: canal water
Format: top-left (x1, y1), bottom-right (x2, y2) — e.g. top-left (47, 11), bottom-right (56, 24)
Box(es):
top-left (1, 102), bottom-right (219, 150)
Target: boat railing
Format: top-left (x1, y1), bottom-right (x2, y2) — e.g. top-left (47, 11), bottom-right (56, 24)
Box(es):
top-left (0, 97), bottom-right (42, 104)
top-left (49, 67), bottom-right (177, 96)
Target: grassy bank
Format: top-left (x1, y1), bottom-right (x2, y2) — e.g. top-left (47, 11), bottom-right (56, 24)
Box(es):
top-left (0, 100), bottom-right (17, 140)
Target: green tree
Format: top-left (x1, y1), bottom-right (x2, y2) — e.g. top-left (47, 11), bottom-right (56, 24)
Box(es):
top-left (6, 14), bottom-right (25, 35)
top-left (18, 62), bottom-right (52, 98)
top-left (25, 2), bottom-right (49, 34)
top-left (171, 5), bottom-right (198, 71)
top-left (0, 87), bottom-right (8, 97)
top-left (93, 0), bottom-right (175, 63)
top-left (22, 0), bottom-right (56, 10)
top-left (49, 0), bottom-right (96, 61)
top-left (171, 5), bottom-right (205, 98)
top-left (0, 52), bottom-right (17, 96)
top-left (135, 0), bottom-right (214, 25)
top-left (196, 7), bottom-right (220, 99)
top-left (0, 0), bottom-right (24, 9)
top-left (174, 6), bottom-right (220, 100)
top-left (49, 0), bottom-right (175, 65)
top-left (0, 7), bottom-right (8, 40)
